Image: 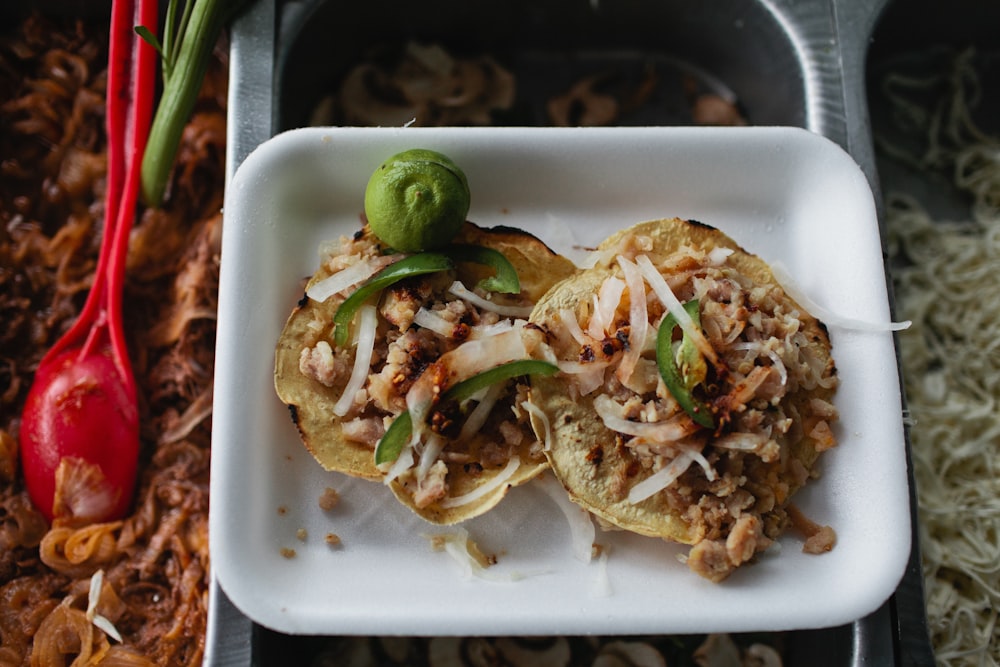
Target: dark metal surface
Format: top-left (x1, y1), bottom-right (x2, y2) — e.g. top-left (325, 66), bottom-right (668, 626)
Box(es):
top-left (208, 0), bottom-right (939, 664)
top-left (204, 0), bottom-right (275, 663)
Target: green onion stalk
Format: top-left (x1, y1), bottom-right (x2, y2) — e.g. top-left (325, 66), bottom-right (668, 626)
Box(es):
top-left (136, 0), bottom-right (248, 208)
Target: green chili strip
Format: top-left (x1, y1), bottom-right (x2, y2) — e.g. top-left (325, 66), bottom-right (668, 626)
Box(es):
top-left (446, 244), bottom-right (521, 294)
top-left (374, 411), bottom-right (413, 466)
top-left (374, 359), bottom-right (559, 465)
top-left (333, 252), bottom-right (454, 347)
top-left (656, 299), bottom-right (715, 428)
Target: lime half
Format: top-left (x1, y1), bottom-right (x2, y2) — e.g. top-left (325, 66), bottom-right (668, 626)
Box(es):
top-left (364, 148), bottom-right (471, 252)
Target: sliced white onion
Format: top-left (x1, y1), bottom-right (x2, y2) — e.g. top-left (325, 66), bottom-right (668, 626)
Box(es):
top-left (448, 281), bottom-right (533, 318)
top-left (708, 246), bottom-right (735, 266)
top-left (426, 527), bottom-right (523, 582)
top-left (461, 386), bottom-right (490, 405)
top-left (593, 394), bottom-right (696, 443)
top-left (559, 308), bottom-right (590, 346)
top-left (557, 360), bottom-right (612, 374)
top-left (414, 307), bottom-right (459, 338)
top-left (439, 456), bottom-right (520, 508)
top-left (333, 304), bottom-right (377, 416)
top-left (306, 255), bottom-right (400, 303)
top-left (557, 360), bottom-right (610, 396)
top-left (382, 443), bottom-right (414, 481)
top-left (535, 473), bottom-right (595, 562)
top-left (458, 381), bottom-right (505, 440)
top-left (766, 349), bottom-right (788, 386)
top-left (430, 527), bottom-right (484, 580)
top-left (592, 545), bottom-right (612, 597)
top-left (588, 275), bottom-right (626, 339)
top-left (443, 326), bottom-right (529, 380)
top-left (520, 399), bottom-right (552, 451)
top-left (417, 432), bottom-right (446, 481)
top-left (415, 306), bottom-right (516, 341)
top-left (687, 446), bottom-right (717, 482)
top-left (771, 262), bottom-right (911, 332)
top-left (731, 341), bottom-right (788, 386)
top-left (616, 256), bottom-right (648, 385)
top-left (470, 320), bottom-right (515, 339)
top-left (728, 364), bottom-right (772, 408)
top-left (627, 450), bottom-right (696, 503)
top-left (86, 570), bottom-right (122, 643)
top-left (587, 294), bottom-right (606, 339)
top-left (712, 432), bottom-right (770, 451)
top-left (634, 254), bottom-right (720, 364)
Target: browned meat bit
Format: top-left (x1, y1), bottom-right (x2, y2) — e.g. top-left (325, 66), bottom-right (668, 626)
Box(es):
top-left (325, 42), bottom-right (516, 127)
top-left (586, 444), bottom-right (604, 466)
top-left (403, 460), bottom-right (449, 508)
top-left (318, 487), bottom-right (341, 511)
top-left (803, 526), bottom-right (837, 554)
top-left (547, 74), bottom-right (620, 127)
top-left (368, 328), bottom-right (440, 412)
top-left (686, 539), bottom-right (732, 583)
top-left (340, 417), bottom-right (385, 446)
top-left (692, 93), bottom-right (747, 126)
top-left (725, 514), bottom-right (770, 566)
top-left (787, 504), bottom-right (837, 554)
top-left (381, 280), bottom-right (435, 330)
top-left (299, 341), bottom-right (341, 387)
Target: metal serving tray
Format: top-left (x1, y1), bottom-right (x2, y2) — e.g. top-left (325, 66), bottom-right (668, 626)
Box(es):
top-left (208, 0), bottom-right (938, 664)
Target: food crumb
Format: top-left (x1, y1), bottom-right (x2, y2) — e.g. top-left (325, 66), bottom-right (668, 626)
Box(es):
top-left (325, 533), bottom-right (342, 547)
top-left (318, 487), bottom-right (340, 511)
top-left (280, 548), bottom-right (296, 559)
top-left (803, 525), bottom-right (837, 554)
top-left (296, 528), bottom-right (308, 542)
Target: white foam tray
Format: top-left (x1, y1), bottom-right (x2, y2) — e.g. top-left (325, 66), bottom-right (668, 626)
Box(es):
top-left (211, 126), bottom-right (910, 636)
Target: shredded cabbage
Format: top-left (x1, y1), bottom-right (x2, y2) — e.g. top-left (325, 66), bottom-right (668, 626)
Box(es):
top-left (881, 46), bottom-right (1000, 666)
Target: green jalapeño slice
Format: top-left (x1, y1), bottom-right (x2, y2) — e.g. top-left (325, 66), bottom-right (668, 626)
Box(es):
top-left (656, 299), bottom-right (715, 428)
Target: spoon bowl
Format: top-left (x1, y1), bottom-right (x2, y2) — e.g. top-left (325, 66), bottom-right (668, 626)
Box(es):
top-left (20, 341), bottom-right (139, 521)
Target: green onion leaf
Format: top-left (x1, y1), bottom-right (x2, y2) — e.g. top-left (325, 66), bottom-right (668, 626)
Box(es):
top-left (133, 25), bottom-right (165, 60)
top-left (140, 0), bottom-right (250, 208)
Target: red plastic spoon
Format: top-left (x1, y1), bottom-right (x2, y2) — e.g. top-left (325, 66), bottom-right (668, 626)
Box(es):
top-left (19, 0), bottom-right (157, 523)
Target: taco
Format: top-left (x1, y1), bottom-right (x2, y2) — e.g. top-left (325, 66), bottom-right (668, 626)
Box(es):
top-left (526, 218), bottom-right (839, 581)
top-left (275, 222), bottom-right (576, 524)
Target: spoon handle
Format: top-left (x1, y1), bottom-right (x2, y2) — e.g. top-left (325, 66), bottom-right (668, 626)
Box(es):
top-left (103, 0), bottom-right (158, 383)
top-left (42, 0), bottom-right (158, 376)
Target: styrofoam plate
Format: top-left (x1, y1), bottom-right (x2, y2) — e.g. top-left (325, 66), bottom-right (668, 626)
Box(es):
top-left (210, 126), bottom-right (910, 636)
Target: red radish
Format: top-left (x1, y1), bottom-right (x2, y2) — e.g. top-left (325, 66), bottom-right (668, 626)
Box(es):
top-left (19, 0), bottom-right (157, 523)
